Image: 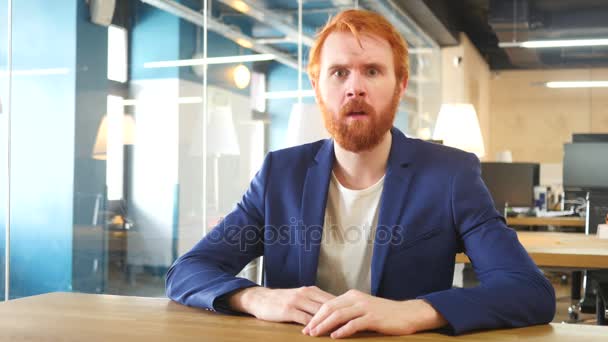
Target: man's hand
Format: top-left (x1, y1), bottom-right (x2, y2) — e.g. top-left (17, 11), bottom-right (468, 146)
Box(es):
top-left (302, 289), bottom-right (447, 339)
top-left (228, 286), bottom-right (336, 325)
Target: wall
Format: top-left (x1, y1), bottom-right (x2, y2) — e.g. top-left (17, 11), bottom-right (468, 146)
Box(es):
top-left (2, 0), bottom-right (78, 298)
top-left (441, 33), bottom-right (608, 187)
top-left (441, 33), bottom-right (491, 160)
top-left (489, 68), bottom-right (608, 163)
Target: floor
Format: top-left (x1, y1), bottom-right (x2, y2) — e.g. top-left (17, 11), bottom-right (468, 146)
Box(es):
top-left (549, 271), bottom-right (597, 324)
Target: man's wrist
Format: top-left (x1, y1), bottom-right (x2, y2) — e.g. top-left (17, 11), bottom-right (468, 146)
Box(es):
top-left (407, 299), bottom-right (448, 332)
top-left (227, 286), bottom-right (265, 314)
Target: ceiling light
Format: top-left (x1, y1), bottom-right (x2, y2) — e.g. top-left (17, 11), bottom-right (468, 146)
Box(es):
top-left (144, 54), bottom-right (276, 68)
top-left (236, 38), bottom-right (253, 49)
top-left (500, 38), bottom-right (608, 49)
top-left (233, 64), bottom-right (251, 89)
top-left (546, 81), bottom-right (608, 88)
top-left (0, 68), bottom-right (70, 76)
top-left (122, 97), bottom-right (203, 106)
top-left (264, 90), bottom-right (315, 99)
top-left (230, 0), bottom-right (250, 14)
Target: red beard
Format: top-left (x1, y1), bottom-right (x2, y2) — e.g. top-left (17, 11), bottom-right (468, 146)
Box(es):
top-left (317, 86), bottom-right (401, 152)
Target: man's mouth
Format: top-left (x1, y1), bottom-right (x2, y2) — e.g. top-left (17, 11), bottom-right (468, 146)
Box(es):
top-left (347, 111), bottom-right (367, 117)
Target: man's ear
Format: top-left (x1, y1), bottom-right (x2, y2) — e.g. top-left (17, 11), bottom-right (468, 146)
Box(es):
top-left (310, 77), bottom-right (319, 104)
top-left (399, 76), bottom-right (409, 98)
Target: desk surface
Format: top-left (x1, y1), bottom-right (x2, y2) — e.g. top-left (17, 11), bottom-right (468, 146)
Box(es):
top-left (507, 216), bottom-right (585, 227)
top-left (0, 292), bottom-right (606, 341)
top-left (456, 231), bottom-right (608, 268)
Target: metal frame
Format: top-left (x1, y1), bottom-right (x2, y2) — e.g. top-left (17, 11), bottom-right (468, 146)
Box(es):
top-left (140, 0), bottom-right (299, 69)
top-left (4, 0), bottom-right (12, 301)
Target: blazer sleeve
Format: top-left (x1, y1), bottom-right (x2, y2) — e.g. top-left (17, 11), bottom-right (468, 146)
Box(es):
top-left (165, 152), bottom-right (272, 313)
top-left (419, 153), bottom-right (556, 334)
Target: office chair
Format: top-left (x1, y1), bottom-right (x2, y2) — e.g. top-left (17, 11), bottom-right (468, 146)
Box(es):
top-left (568, 191), bottom-right (608, 325)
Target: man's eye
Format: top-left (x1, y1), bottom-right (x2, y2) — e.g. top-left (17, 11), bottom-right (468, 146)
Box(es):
top-left (367, 68), bottom-right (379, 76)
top-left (334, 69), bottom-right (348, 78)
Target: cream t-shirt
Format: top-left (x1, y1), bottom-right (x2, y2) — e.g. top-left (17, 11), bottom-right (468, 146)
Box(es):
top-left (315, 172), bottom-right (384, 296)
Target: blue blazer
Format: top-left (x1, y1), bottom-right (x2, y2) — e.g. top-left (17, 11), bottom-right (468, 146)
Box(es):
top-left (166, 127), bottom-right (555, 334)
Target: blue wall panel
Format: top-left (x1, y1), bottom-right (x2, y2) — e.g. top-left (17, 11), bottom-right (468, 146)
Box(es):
top-left (0, 0), bottom-right (9, 301)
top-left (131, 1), bottom-right (181, 80)
top-left (7, 0), bottom-right (78, 298)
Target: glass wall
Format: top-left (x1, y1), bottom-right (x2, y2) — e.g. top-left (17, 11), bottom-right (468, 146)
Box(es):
top-left (0, 0), bottom-right (8, 302)
top-left (1, 0), bottom-right (441, 299)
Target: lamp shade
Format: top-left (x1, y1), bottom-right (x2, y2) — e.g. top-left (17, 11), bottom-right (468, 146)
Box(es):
top-left (207, 105), bottom-right (240, 156)
top-left (433, 103), bottom-right (485, 158)
top-left (285, 102), bottom-right (329, 148)
top-left (92, 113), bottom-right (136, 160)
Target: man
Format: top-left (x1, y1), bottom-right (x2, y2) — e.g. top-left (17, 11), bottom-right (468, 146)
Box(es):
top-left (166, 9), bottom-right (555, 338)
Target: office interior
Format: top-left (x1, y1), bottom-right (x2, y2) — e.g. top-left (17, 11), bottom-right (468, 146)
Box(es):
top-left (1, 0), bottom-right (607, 328)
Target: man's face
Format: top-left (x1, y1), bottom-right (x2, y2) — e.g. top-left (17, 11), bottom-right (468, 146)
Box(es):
top-left (312, 31), bottom-right (407, 152)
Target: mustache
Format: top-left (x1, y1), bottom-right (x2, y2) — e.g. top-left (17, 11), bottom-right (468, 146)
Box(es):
top-left (339, 99), bottom-right (375, 117)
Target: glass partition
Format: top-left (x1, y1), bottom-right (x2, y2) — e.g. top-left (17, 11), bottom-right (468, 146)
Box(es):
top-left (2, 0), bottom-right (442, 299)
top-left (0, 0), bottom-right (8, 301)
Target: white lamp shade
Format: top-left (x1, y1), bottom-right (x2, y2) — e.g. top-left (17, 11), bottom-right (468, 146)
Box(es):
top-left (285, 102), bottom-right (329, 148)
top-left (207, 105), bottom-right (240, 156)
top-left (92, 113), bottom-right (136, 160)
top-left (433, 103), bottom-right (485, 158)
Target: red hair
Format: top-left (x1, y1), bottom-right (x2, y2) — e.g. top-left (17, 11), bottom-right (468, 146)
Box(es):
top-left (307, 9), bottom-right (409, 83)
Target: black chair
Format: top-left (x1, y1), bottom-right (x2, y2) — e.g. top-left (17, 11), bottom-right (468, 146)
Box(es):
top-left (569, 191), bottom-right (608, 325)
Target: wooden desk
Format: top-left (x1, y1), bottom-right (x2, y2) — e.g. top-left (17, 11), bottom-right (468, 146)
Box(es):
top-left (507, 216), bottom-right (585, 228)
top-left (456, 232), bottom-right (608, 268)
top-left (0, 292), bottom-right (606, 341)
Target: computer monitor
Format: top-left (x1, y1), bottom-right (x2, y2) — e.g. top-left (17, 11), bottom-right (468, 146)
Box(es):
top-left (563, 143), bottom-right (608, 191)
top-left (572, 133), bottom-right (608, 143)
top-left (480, 162), bottom-right (540, 212)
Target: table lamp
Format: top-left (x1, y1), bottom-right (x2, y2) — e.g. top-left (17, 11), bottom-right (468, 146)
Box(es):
top-left (432, 103), bottom-right (485, 158)
top-left (206, 105), bottom-right (240, 212)
top-left (285, 102), bottom-right (329, 148)
top-left (92, 113), bottom-right (136, 160)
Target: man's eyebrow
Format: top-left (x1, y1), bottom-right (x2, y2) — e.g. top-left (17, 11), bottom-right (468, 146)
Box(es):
top-left (326, 63), bottom-right (348, 71)
top-left (325, 63), bottom-right (388, 71)
top-left (363, 63), bottom-right (387, 71)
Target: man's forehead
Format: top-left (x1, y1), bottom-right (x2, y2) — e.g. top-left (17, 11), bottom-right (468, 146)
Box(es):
top-left (320, 31), bottom-right (393, 66)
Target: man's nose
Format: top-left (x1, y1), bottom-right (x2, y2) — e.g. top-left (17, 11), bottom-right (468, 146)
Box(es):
top-left (346, 72), bottom-right (367, 98)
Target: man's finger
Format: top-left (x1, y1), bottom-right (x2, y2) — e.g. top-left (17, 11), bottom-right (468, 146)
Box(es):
top-left (289, 309), bottom-right (313, 326)
top-left (304, 295), bottom-right (353, 334)
top-left (295, 298), bottom-right (323, 316)
top-left (330, 316), bottom-right (368, 339)
top-left (309, 306), bottom-right (363, 337)
top-left (306, 286), bottom-right (336, 303)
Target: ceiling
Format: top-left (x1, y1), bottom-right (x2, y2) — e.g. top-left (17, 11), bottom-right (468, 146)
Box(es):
top-left (131, 0), bottom-right (608, 71)
top-left (401, 0), bottom-right (608, 70)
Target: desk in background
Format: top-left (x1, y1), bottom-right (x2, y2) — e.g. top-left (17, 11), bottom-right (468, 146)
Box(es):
top-left (507, 216), bottom-right (585, 228)
top-left (0, 292), bottom-right (606, 341)
top-left (456, 231), bottom-right (608, 268)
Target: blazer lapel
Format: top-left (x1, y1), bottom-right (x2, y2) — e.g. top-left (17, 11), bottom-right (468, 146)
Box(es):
top-left (371, 128), bottom-right (414, 296)
top-left (298, 139), bottom-right (334, 286)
